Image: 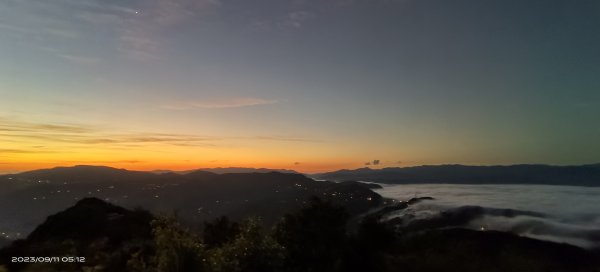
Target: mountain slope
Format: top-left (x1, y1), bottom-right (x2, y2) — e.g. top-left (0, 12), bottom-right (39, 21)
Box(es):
top-left (151, 167), bottom-right (299, 175)
top-left (0, 166), bottom-right (382, 238)
top-left (2, 198), bottom-right (599, 272)
top-left (315, 164), bottom-right (600, 186)
top-left (0, 198), bottom-right (154, 271)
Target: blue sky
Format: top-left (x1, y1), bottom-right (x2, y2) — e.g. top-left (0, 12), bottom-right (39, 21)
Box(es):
top-left (1, 0), bottom-right (599, 172)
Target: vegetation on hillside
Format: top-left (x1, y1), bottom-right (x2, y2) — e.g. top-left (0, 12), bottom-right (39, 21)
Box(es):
top-left (1, 197), bottom-right (599, 272)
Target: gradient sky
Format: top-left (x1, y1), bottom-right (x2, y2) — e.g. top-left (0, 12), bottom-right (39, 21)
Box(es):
top-left (1, 0), bottom-right (599, 173)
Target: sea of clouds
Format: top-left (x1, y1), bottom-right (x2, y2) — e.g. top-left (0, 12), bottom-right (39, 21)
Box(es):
top-left (375, 184), bottom-right (600, 248)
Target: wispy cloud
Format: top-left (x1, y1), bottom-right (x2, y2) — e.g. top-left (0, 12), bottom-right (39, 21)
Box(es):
top-left (108, 0), bottom-right (221, 60)
top-left (1, 0), bottom-right (221, 61)
top-left (0, 22), bottom-right (32, 33)
top-left (281, 11), bottom-right (315, 29)
top-left (0, 20), bottom-right (79, 39)
top-left (251, 136), bottom-right (322, 143)
top-left (77, 11), bottom-right (122, 26)
top-left (1, 0), bottom-right (384, 60)
top-left (151, 0), bottom-right (222, 26)
top-left (117, 32), bottom-right (163, 60)
top-left (44, 27), bottom-right (79, 38)
top-left (58, 54), bottom-right (99, 65)
top-left (0, 148), bottom-right (55, 154)
top-left (248, 0), bottom-right (360, 32)
top-left (80, 134), bottom-right (219, 146)
top-left (0, 117), bottom-right (318, 151)
top-left (76, 0), bottom-right (214, 60)
top-left (0, 118), bottom-right (94, 134)
top-left (0, 117), bottom-right (219, 148)
top-left (160, 97), bottom-right (279, 110)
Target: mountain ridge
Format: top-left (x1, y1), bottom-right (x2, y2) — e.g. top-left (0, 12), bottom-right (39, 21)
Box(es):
top-left (151, 167), bottom-right (300, 175)
top-left (314, 163), bottom-right (600, 186)
top-left (0, 165), bottom-right (382, 239)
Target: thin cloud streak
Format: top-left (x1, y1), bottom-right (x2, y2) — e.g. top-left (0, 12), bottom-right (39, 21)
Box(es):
top-left (1, 0), bottom-right (368, 60)
top-left (160, 97), bottom-right (279, 110)
top-left (58, 54), bottom-right (100, 65)
top-left (0, 117), bottom-right (219, 147)
top-left (251, 136), bottom-right (323, 143)
top-left (110, 0), bottom-right (222, 60)
top-left (0, 117), bottom-right (319, 150)
top-left (1, 0), bottom-right (221, 61)
top-left (0, 118), bottom-right (95, 134)
top-left (0, 148), bottom-right (56, 154)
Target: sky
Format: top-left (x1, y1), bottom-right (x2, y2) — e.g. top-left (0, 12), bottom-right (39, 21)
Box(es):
top-left (1, 0), bottom-right (599, 173)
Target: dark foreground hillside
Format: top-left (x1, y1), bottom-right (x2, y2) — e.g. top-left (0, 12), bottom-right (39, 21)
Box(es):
top-left (1, 198), bottom-right (599, 272)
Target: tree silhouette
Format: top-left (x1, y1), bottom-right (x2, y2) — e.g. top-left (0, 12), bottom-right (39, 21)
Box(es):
top-left (150, 217), bottom-right (207, 272)
top-left (274, 197), bottom-right (349, 272)
top-left (208, 218), bottom-right (284, 272)
top-left (203, 216), bottom-right (241, 249)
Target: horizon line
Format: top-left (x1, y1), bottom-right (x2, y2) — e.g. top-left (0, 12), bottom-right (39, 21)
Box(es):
top-left (3, 162), bottom-right (600, 176)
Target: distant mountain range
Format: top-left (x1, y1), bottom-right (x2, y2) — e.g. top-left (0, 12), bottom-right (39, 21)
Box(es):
top-left (314, 164), bottom-right (600, 186)
top-left (0, 165), bottom-right (382, 239)
top-left (150, 167), bottom-right (299, 175)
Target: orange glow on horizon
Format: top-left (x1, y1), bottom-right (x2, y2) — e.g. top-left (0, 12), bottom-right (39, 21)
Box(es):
top-left (0, 160), bottom-right (367, 175)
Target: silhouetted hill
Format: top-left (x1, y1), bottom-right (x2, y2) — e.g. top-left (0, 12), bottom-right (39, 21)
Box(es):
top-left (0, 198), bottom-right (154, 271)
top-left (14, 165), bottom-right (156, 183)
top-left (197, 167), bottom-right (300, 174)
top-left (0, 166), bottom-right (382, 238)
top-left (315, 164), bottom-right (600, 186)
top-left (0, 238), bottom-right (10, 249)
top-left (151, 167), bottom-right (299, 175)
top-left (390, 228), bottom-right (600, 272)
top-left (26, 198), bottom-right (153, 243)
top-left (338, 181), bottom-right (383, 189)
